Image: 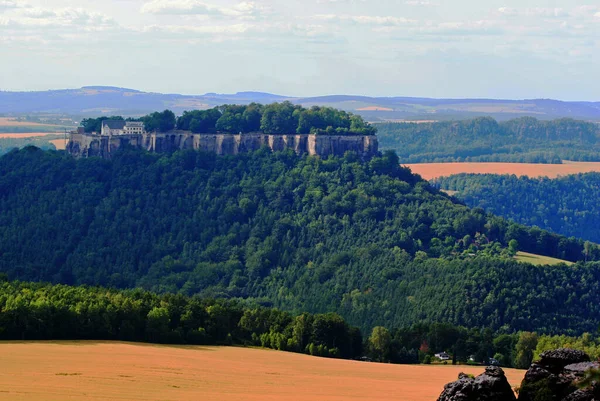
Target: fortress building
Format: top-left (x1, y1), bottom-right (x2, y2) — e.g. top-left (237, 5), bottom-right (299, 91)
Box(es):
top-left (67, 126), bottom-right (379, 160)
top-left (101, 120), bottom-right (145, 136)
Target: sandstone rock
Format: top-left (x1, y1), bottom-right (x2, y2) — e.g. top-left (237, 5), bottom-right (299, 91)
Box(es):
top-left (437, 366), bottom-right (516, 401)
top-left (538, 349), bottom-right (590, 372)
top-left (518, 349), bottom-right (598, 401)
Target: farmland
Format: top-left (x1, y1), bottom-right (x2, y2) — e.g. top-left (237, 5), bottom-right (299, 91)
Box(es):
top-left (515, 252), bottom-right (575, 266)
top-left (0, 342), bottom-right (525, 401)
top-left (405, 161), bottom-right (600, 180)
top-left (0, 118), bottom-right (75, 133)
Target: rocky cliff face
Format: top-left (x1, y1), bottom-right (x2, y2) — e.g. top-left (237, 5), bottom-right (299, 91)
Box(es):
top-left (67, 132), bottom-right (378, 159)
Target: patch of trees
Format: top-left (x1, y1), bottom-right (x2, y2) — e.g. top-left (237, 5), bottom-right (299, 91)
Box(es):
top-left (377, 117), bottom-right (600, 163)
top-left (177, 103), bottom-right (376, 135)
top-left (2, 278), bottom-right (597, 369)
top-left (1, 147), bottom-right (600, 335)
top-left (0, 279), bottom-right (361, 359)
top-left (0, 136), bottom-right (58, 155)
top-left (435, 173), bottom-right (600, 245)
top-left (80, 103), bottom-right (376, 135)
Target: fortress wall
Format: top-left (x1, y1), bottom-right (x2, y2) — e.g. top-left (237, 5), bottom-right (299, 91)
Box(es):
top-left (68, 132), bottom-right (378, 159)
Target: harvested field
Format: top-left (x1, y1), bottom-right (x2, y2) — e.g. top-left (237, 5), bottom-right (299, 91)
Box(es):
top-left (0, 342), bottom-right (525, 401)
top-left (0, 132), bottom-right (61, 138)
top-left (357, 106), bottom-right (394, 111)
top-left (49, 138), bottom-right (67, 150)
top-left (405, 162), bottom-right (600, 180)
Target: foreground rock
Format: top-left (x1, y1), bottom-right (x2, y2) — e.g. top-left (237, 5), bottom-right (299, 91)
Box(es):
top-left (437, 366), bottom-right (517, 401)
top-left (518, 348), bottom-right (599, 401)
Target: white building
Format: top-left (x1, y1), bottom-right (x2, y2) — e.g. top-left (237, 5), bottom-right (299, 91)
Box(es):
top-left (101, 120), bottom-right (145, 136)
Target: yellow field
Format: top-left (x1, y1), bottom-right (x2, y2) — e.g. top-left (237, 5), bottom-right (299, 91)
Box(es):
top-left (405, 162), bottom-right (600, 180)
top-left (49, 138), bottom-right (67, 150)
top-left (0, 132), bottom-right (62, 138)
top-left (515, 251), bottom-right (575, 266)
top-left (0, 342), bottom-right (525, 401)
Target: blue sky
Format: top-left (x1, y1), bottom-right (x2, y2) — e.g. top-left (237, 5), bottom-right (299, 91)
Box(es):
top-left (1, 0), bottom-right (599, 100)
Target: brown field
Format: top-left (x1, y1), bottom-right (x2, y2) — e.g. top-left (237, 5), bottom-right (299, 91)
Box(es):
top-left (357, 106), bottom-right (394, 111)
top-left (0, 342), bottom-right (525, 401)
top-left (49, 138), bottom-right (67, 150)
top-left (0, 132), bottom-right (62, 138)
top-left (405, 161), bottom-right (600, 180)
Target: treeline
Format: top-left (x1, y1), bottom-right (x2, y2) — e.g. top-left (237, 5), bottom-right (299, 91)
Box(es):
top-left (435, 173), bottom-right (600, 244)
top-left (0, 280), bottom-right (362, 359)
top-left (370, 325), bottom-right (600, 369)
top-left (2, 279), bottom-right (599, 370)
top-left (81, 103), bottom-right (376, 135)
top-left (0, 136), bottom-right (58, 156)
top-left (2, 147), bottom-right (600, 334)
top-left (377, 117), bottom-right (600, 163)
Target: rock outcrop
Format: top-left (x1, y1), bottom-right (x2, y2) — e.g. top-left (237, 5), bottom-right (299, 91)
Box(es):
top-left (437, 349), bottom-right (599, 401)
top-left (437, 366), bottom-right (517, 401)
top-left (518, 349), bottom-right (598, 401)
top-left (67, 131), bottom-right (379, 159)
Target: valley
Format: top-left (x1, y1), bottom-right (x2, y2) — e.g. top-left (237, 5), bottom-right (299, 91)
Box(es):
top-left (0, 342), bottom-right (525, 401)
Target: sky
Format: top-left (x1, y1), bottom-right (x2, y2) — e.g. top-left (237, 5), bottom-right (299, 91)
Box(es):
top-left (0, 0), bottom-right (599, 100)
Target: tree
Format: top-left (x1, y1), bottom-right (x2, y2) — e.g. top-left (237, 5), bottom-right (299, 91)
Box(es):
top-left (146, 307), bottom-right (170, 343)
top-left (142, 110), bottom-right (176, 133)
top-left (514, 332), bottom-right (539, 369)
top-left (369, 326), bottom-right (391, 362)
top-left (508, 239), bottom-right (519, 256)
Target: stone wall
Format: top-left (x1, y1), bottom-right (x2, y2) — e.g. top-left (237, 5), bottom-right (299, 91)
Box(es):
top-left (67, 132), bottom-right (379, 159)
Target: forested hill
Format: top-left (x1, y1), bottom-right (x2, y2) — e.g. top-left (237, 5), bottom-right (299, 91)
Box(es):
top-left (435, 173), bottom-right (600, 244)
top-left (378, 117), bottom-right (600, 163)
top-left (1, 147), bottom-right (600, 334)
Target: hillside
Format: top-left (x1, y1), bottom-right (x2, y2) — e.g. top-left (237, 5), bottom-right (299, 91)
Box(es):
top-left (2, 147), bottom-right (600, 335)
top-left (435, 173), bottom-right (600, 244)
top-left (2, 87), bottom-right (600, 121)
top-left (378, 117), bottom-right (600, 163)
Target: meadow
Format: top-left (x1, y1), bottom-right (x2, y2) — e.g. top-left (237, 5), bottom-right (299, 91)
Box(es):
top-left (515, 251), bottom-right (574, 266)
top-left (0, 342), bottom-right (525, 401)
top-left (405, 161), bottom-right (600, 180)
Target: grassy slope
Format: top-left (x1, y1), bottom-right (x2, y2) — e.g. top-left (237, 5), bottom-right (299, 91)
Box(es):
top-left (515, 251), bottom-right (575, 266)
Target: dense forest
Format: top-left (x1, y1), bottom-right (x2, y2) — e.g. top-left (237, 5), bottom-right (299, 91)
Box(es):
top-left (377, 117), bottom-right (600, 163)
top-left (1, 147), bottom-right (600, 335)
top-left (435, 173), bottom-right (600, 245)
top-left (1, 279), bottom-right (598, 369)
top-left (81, 103), bottom-right (377, 136)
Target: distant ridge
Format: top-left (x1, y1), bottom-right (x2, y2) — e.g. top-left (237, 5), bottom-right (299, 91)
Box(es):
top-left (0, 86), bottom-right (599, 121)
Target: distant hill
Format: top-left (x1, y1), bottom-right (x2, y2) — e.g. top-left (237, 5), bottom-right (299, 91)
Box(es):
top-left (378, 117), bottom-right (600, 163)
top-left (435, 172), bottom-right (600, 244)
top-left (1, 86), bottom-right (599, 121)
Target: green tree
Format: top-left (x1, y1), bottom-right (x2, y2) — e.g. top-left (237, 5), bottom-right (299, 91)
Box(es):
top-left (369, 326), bottom-right (392, 362)
top-left (514, 332), bottom-right (539, 369)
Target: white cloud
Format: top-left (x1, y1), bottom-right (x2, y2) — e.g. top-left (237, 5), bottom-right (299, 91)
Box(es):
top-left (405, 1), bottom-right (435, 6)
top-left (140, 0), bottom-right (267, 18)
top-left (315, 14), bottom-right (416, 26)
top-left (0, 0), bottom-right (28, 10)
